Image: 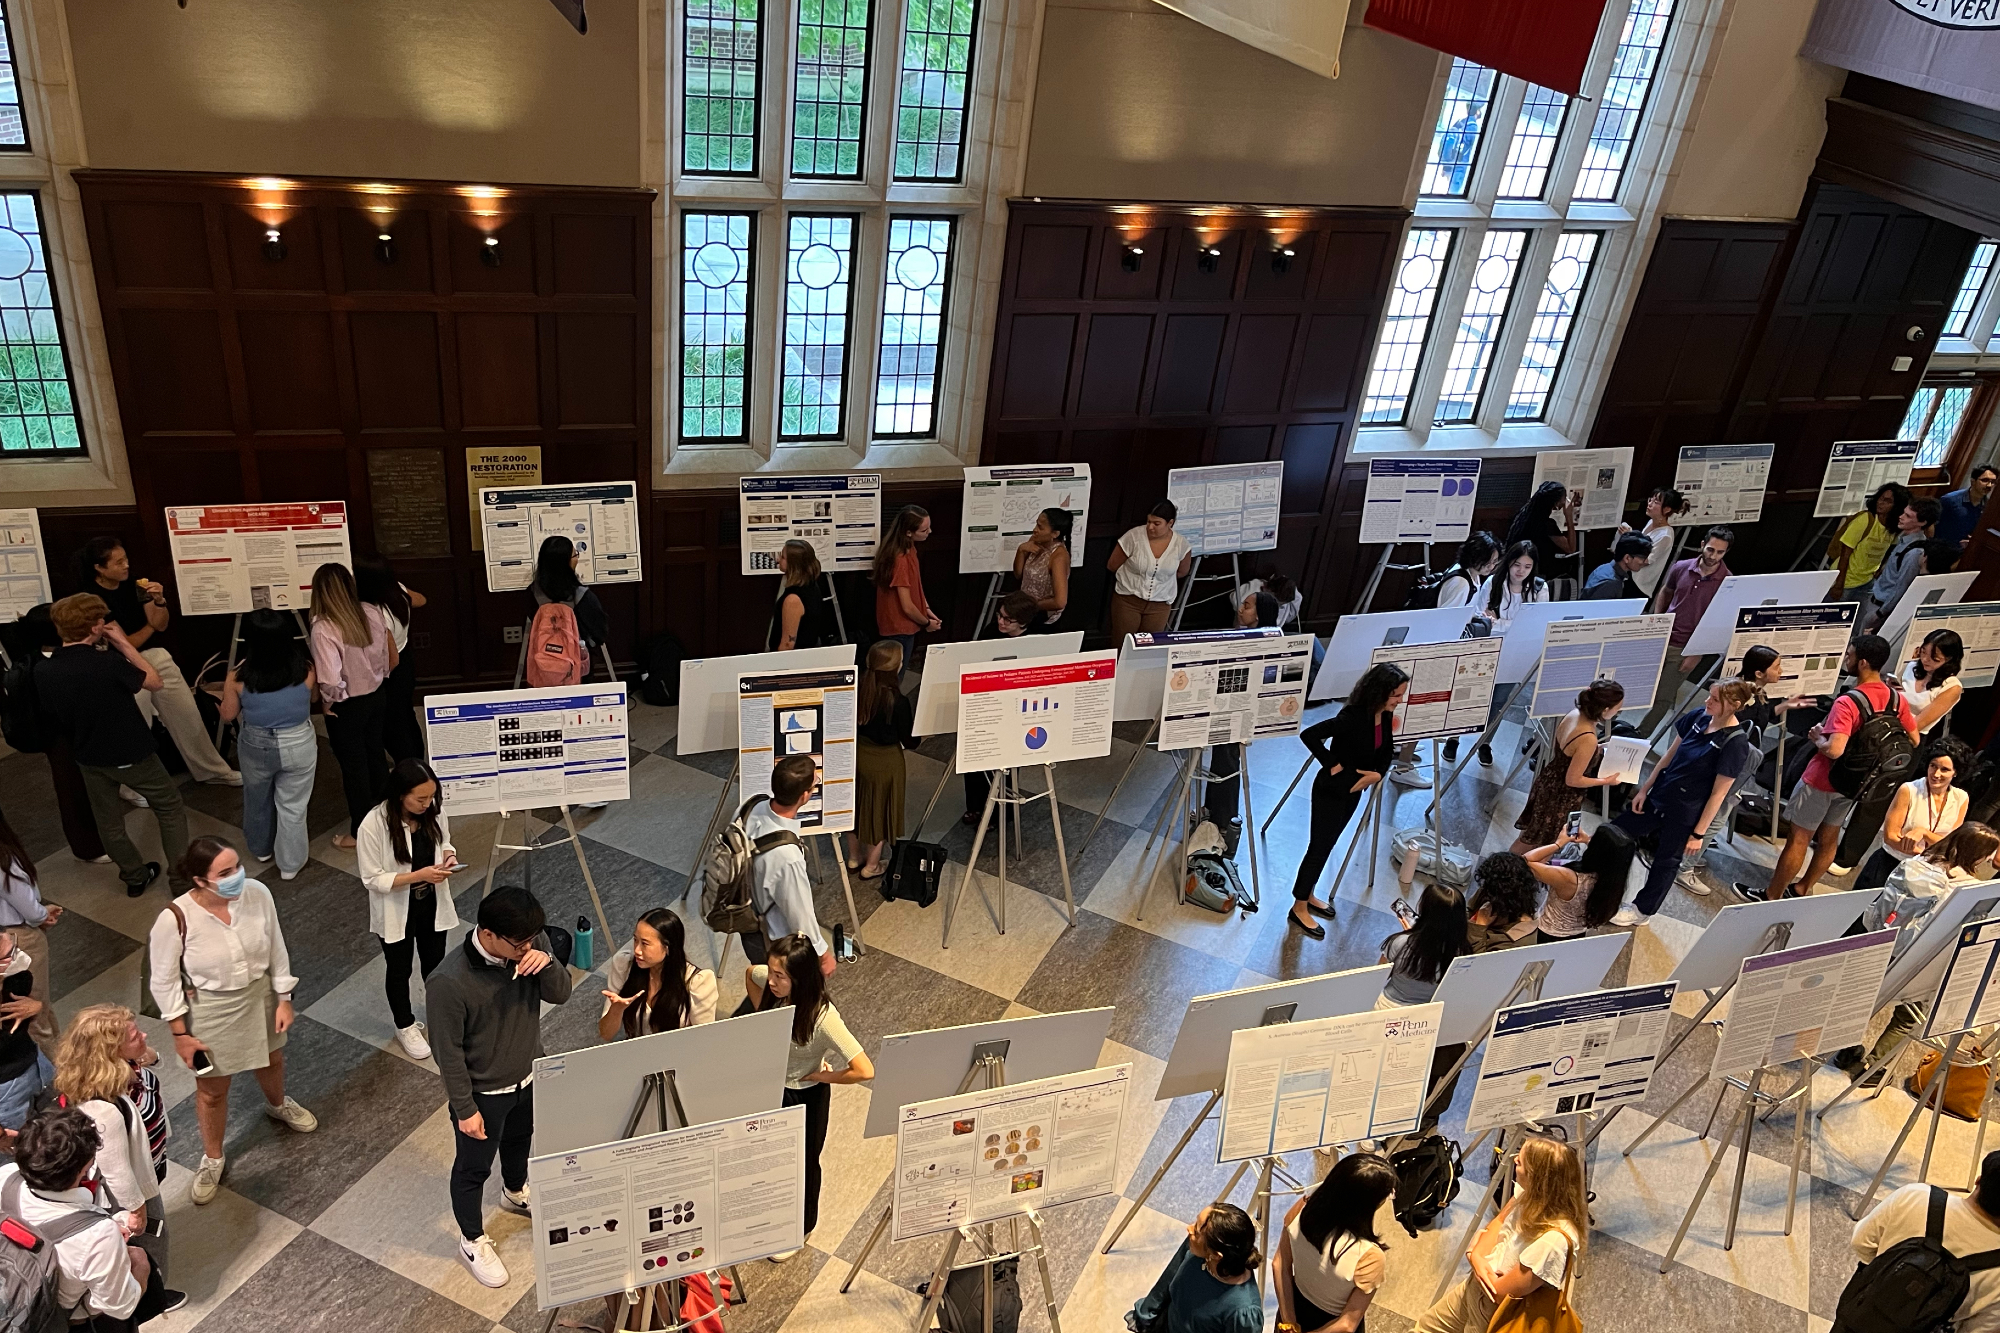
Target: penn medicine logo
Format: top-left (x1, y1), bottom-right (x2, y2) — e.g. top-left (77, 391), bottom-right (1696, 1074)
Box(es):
top-left (1891, 0), bottom-right (2000, 26)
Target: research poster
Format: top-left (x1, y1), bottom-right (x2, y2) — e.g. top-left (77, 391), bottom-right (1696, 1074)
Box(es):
top-left (1166, 462), bottom-right (1283, 557)
top-left (423, 683), bottom-right (631, 816)
top-left (479, 482), bottom-right (642, 593)
top-left (164, 502), bottom-right (351, 616)
top-left (1370, 637), bottom-right (1500, 741)
top-left (955, 651), bottom-right (1117, 773)
top-left (1359, 459), bottom-right (1481, 545)
top-left (1532, 447), bottom-right (1634, 532)
top-left (1722, 604), bottom-right (1856, 698)
top-left (739, 474), bottom-right (881, 576)
top-left (1710, 930), bottom-right (1896, 1078)
top-left (1902, 602), bottom-right (2000, 690)
top-left (1815, 440), bottom-right (1919, 519)
top-left (1527, 613), bottom-right (1675, 718)
top-left (1921, 920), bottom-right (2000, 1040)
top-left (891, 1063), bottom-right (1132, 1243)
top-left (737, 667), bottom-right (857, 834)
top-left (527, 1106), bottom-right (806, 1310)
top-left (1157, 633), bottom-right (1313, 751)
top-left (960, 464), bottom-right (1091, 574)
top-left (0, 508), bottom-right (51, 623)
top-left (1465, 983), bottom-right (1677, 1133)
top-left (1218, 1004), bottom-right (1444, 1161)
top-left (1673, 444), bottom-right (1772, 524)
top-left (465, 445), bottom-right (541, 551)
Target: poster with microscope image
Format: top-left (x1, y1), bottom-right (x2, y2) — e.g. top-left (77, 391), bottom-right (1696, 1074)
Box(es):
top-left (737, 666), bottom-right (857, 833)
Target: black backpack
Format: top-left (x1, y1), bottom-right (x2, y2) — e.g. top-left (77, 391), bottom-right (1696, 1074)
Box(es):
top-left (0, 1173), bottom-right (119, 1333)
top-left (1835, 1186), bottom-right (2000, 1333)
top-left (1389, 1134), bottom-right (1463, 1235)
top-left (1829, 685), bottom-right (1917, 802)
top-left (883, 838), bottom-right (946, 908)
top-left (637, 632), bottom-right (683, 708)
top-left (1402, 566), bottom-right (1473, 611)
top-left (0, 654), bottom-right (51, 755)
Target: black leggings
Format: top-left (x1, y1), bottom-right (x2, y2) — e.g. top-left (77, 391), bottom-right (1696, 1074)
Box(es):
top-left (381, 887), bottom-right (447, 1030)
top-left (783, 1079), bottom-right (831, 1237)
top-left (1292, 769), bottom-right (1365, 902)
top-left (381, 656), bottom-right (424, 764)
top-left (326, 687), bottom-right (390, 835)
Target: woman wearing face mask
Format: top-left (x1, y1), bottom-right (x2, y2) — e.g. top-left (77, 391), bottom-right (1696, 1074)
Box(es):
top-left (1013, 507), bottom-right (1072, 629)
top-left (356, 760), bottom-right (463, 1062)
top-left (600, 908), bottom-right (717, 1040)
top-left (149, 838), bottom-right (316, 1208)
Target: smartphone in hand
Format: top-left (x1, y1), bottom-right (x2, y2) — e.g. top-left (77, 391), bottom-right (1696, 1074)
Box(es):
top-left (1565, 810), bottom-right (1584, 840)
top-left (189, 1048), bottom-right (215, 1075)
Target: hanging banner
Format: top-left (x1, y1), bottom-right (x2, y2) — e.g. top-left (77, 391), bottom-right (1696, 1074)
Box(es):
top-left (1365, 0), bottom-right (1611, 96)
top-left (1802, 0), bottom-right (2000, 115)
top-left (1152, 0), bottom-right (1352, 78)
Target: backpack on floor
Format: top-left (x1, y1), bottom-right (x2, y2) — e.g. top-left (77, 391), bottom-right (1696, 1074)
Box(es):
top-left (637, 631), bottom-right (684, 707)
top-left (1184, 852), bottom-right (1246, 914)
top-left (0, 654), bottom-right (51, 755)
top-left (1390, 1134), bottom-right (1463, 1235)
top-left (1829, 686), bottom-right (1917, 803)
top-left (524, 601), bottom-right (586, 688)
top-left (0, 1174), bottom-right (120, 1333)
top-left (700, 797), bottom-right (801, 936)
top-left (1834, 1185), bottom-right (2000, 1333)
top-left (883, 838), bottom-right (946, 908)
top-left (928, 1255), bottom-right (1020, 1333)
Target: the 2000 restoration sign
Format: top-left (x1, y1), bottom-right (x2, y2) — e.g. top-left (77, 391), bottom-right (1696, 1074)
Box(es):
top-left (1804, 0), bottom-right (2000, 110)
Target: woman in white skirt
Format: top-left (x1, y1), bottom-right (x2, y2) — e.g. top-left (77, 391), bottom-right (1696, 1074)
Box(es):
top-left (149, 837), bottom-right (317, 1206)
top-left (356, 759), bottom-right (463, 1061)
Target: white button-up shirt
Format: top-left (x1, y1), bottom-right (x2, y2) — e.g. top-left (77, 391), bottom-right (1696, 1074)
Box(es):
top-left (147, 881), bottom-right (297, 1021)
top-left (0, 1164), bottom-right (141, 1320)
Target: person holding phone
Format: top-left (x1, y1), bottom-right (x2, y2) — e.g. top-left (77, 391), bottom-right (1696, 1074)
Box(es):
top-left (1526, 824), bottom-right (1638, 943)
top-left (356, 759), bottom-right (464, 1062)
top-left (149, 837), bottom-right (316, 1208)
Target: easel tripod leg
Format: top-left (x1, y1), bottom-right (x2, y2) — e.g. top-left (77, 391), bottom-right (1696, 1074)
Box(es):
top-left (1025, 1209), bottom-right (1063, 1333)
top-left (1044, 765), bottom-right (1077, 924)
top-left (1623, 1074), bottom-right (1717, 1157)
top-left (1262, 756), bottom-right (1314, 835)
top-left (1722, 1068), bottom-right (1766, 1250)
top-left (945, 780), bottom-right (1002, 948)
top-left (840, 1205), bottom-right (892, 1294)
top-left (1079, 719), bottom-right (1157, 865)
top-left (1433, 1127), bottom-right (1515, 1304)
top-left (912, 1230), bottom-right (964, 1333)
top-left (560, 805), bottom-right (617, 944)
top-left (1660, 1079), bottom-right (1757, 1272)
top-left (1785, 1066), bottom-right (1811, 1235)
top-left (829, 834), bottom-right (867, 955)
top-left (1102, 1090), bottom-right (1221, 1254)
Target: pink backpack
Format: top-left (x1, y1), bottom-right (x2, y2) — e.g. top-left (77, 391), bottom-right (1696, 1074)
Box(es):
top-left (525, 600), bottom-right (586, 687)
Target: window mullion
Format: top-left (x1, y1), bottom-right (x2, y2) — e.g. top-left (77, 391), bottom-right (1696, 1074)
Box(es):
top-left (1967, 255), bottom-right (2000, 353)
top-left (1476, 227), bottom-right (1558, 433)
top-left (768, 0), bottom-right (796, 184)
top-left (1408, 222), bottom-right (1486, 432)
top-left (849, 211), bottom-right (886, 451)
top-left (1543, 0), bottom-right (1633, 210)
top-left (1467, 79), bottom-right (1527, 208)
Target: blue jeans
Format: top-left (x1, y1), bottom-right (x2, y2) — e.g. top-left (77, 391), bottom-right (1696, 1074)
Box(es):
top-left (0, 1051), bottom-right (52, 1130)
top-left (240, 720), bottom-right (318, 876)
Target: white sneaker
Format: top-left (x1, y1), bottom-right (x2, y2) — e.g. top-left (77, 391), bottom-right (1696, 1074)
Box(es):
top-left (767, 1247), bottom-right (802, 1263)
top-left (394, 1023), bottom-right (432, 1061)
top-left (1677, 872), bottom-right (1712, 897)
top-left (77, 852), bottom-right (111, 864)
top-left (1830, 862), bottom-right (1854, 876)
top-left (206, 771), bottom-right (244, 787)
top-left (248, 850), bottom-right (273, 866)
top-left (458, 1234), bottom-right (509, 1288)
top-left (263, 1097), bottom-right (318, 1133)
top-left (500, 1183), bottom-right (531, 1216)
top-left (190, 1155), bottom-right (225, 1205)
top-left (1610, 905), bottom-right (1651, 927)
top-left (280, 869), bottom-right (299, 881)
top-left (1388, 761), bottom-right (1427, 788)
top-left (118, 786), bottom-right (148, 808)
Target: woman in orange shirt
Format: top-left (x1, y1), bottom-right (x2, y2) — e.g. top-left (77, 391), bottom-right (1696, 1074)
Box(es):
top-left (873, 505), bottom-right (939, 664)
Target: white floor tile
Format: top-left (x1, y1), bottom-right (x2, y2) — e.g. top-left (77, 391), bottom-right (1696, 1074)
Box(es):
top-left (864, 871), bottom-right (1071, 1001)
top-left (151, 1161), bottom-right (304, 1333)
top-left (777, 1247), bottom-right (924, 1331)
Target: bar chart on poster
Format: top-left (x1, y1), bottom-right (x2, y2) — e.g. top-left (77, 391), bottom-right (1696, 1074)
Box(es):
top-left (737, 666), bottom-right (857, 832)
top-left (955, 651), bottom-right (1118, 771)
top-left (164, 502), bottom-right (351, 616)
top-left (479, 482), bottom-right (642, 592)
top-left (1166, 462), bottom-right (1283, 556)
top-left (422, 683), bottom-right (631, 815)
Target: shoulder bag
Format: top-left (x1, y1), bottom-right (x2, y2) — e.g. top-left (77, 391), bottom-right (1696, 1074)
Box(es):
top-left (1486, 1235), bottom-right (1582, 1333)
top-left (136, 902), bottom-right (191, 1021)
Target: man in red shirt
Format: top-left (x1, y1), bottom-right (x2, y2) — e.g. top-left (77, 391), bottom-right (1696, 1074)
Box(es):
top-left (1736, 634), bottom-right (1918, 902)
top-left (1625, 527), bottom-right (1734, 738)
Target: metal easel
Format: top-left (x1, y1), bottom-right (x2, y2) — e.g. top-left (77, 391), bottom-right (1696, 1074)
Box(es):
top-left (1167, 553), bottom-right (1244, 632)
top-left (482, 803), bottom-right (616, 945)
top-left (1132, 742), bottom-right (1261, 919)
top-left (1072, 717), bottom-right (1159, 868)
top-left (943, 766), bottom-right (1077, 947)
top-left (211, 609), bottom-right (310, 747)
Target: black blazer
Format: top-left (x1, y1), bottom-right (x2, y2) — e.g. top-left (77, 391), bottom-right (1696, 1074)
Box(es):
top-left (1300, 707), bottom-right (1394, 779)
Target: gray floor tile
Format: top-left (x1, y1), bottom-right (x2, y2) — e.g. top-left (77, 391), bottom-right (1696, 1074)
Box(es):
top-left (816, 944), bottom-right (1012, 1062)
top-left (41, 906), bottom-right (143, 1002)
top-left (0, 751), bottom-right (73, 861)
top-left (1014, 911), bottom-right (1245, 1062)
top-left (193, 1228), bottom-right (496, 1333)
top-left (1571, 1228), bottom-right (1809, 1331)
top-left (261, 858), bottom-right (386, 1010)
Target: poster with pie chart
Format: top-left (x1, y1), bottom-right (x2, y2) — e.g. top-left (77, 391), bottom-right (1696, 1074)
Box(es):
top-left (955, 651), bottom-right (1118, 772)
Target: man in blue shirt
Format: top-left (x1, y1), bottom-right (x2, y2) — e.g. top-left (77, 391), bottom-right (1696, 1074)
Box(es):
top-left (1583, 534), bottom-right (1653, 600)
top-left (1937, 463), bottom-right (1996, 552)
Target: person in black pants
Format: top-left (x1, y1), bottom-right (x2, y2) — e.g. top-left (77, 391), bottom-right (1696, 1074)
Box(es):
top-left (1289, 663), bottom-right (1408, 939)
top-left (309, 563), bottom-right (395, 850)
top-left (962, 593), bottom-right (1040, 823)
top-left (1204, 589), bottom-right (1282, 831)
top-left (355, 556), bottom-right (427, 763)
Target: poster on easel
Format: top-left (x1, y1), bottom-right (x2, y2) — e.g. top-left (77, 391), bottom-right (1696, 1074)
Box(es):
top-left (1901, 601), bottom-right (2000, 689)
top-left (739, 474), bottom-right (881, 575)
top-left (423, 683), bottom-right (631, 816)
top-left (955, 651), bottom-right (1117, 772)
top-left (960, 464), bottom-right (1091, 574)
top-left (527, 1105), bottom-right (807, 1310)
top-left (1920, 920), bottom-right (2000, 1040)
top-left (1672, 444), bottom-right (1771, 524)
top-left (478, 482), bottom-right (642, 593)
top-left (1722, 604), bottom-right (1856, 698)
top-left (163, 502), bottom-right (351, 616)
top-left (1166, 462), bottom-right (1283, 556)
top-left (1359, 459), bottom-right (1481, 544)
top-left (1526, 613), bottom-right (1675, 718)
top-left (1531, 447), bottom-right (1633, 531)
top-left (737, 666), bottom-right (857, 833)
top-left (1710, 930), bottom-right (1896, 1078)
top-left (1217, 1004), bottom-right (1444, 1161)
top-left (1157, 633), bottom-right (1313, 751)
top-left (1465, 982), bottom-right (1677, 1132)
top-left (891, 1063), bottom-right (1132, 1242)
top-left (1815, 440), bottom-right (1919, 519)
top-left (0, 508), bottom-right (51, 622)
top-left (1370, 636), bottom-right (1500, 740)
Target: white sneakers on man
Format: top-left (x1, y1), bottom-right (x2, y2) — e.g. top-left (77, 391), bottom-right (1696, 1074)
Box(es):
top-left (500, 1184), bottom-right (532, 1216)
top-left (459, 1234), bottom-right (509, 1287)
top-left (1610, 905), bottom-right (1651, 927)
top-left (394, 1023), bottom-right (432, 1060)
top-left (190, 1155), bottom-right (226, 1205)
top-left (263, 1097), bottom-right (318, 1132)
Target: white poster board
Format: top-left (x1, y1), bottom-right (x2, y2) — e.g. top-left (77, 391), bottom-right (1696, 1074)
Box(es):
top-left (1901, 601), bottom-right (2000, 690)
top-left (528, 1105), bottom-right (806, 1310)
top-left (1217, 1004), bottom-right (1445, 1161)
top-left (1526, 612), bottom-right (1674, 718)
top-left (1166, 462), bottom-right (1283, 556)
top-left (1432, 933), bottom-right (1629, 1046)
top-left (1879, 885), bottom-right (2000, 1010)
top-left (1307, 605), bottom-right (1481, 703)
top-left (677, 645), bottom-right (857, 756)
top-left (1816, 440), bottom-right (1919, 519)
top-left (1360, 459), bottom-right (1481, 545)
top-left (1721, 604), bottom-right (1856, 698)
top-left (423, 682), bottom-right (631, 816)
top-left (955, 651), bottom-right (1117, 772)
top-left (1682, 570), bottom-right (1842, 656)
top-left (1497, 600), bottom-right (1648, 684)
top-left (1371, 636), bottom-right (1500, 740)
top-left (891, 1063), bottom-right (1132, 1242)
top-left (1879, 572), bottom-right (1979, 654)
top-left (164, 502), bottom-right (350, 616)
top-left (0, 508), bottom-right (51, 622)
top-left (1532, 447), bottom-right (1634, 531)
top-left (1673, 444), bottom-right (1772, 524)
top-left (479, 481), bottom-right (643, 593)
top-left (915, 632), bottom-right (1085, 737)
top-left (1156, 968), bottom-right (1393, 1102)
top-left (738, 666), bottom-right (856, 833)
top-left (1115, 628), bottom-right (1279, 726)
top-left (1466, 982), bottom-right (1677, 1132)
top-left (960, 464), bottom-right (1091, 574)
top-left (1710, 930), bottom-right (1896, 1078)
top-left (1157, 633), bottom-right (1312, 750)
top-left (1921, 920), bottom-right (2000, 1040)
top-left (863, 1008), bottom-right (1116, 1140)
top-left (738, 474), bottom-right (880, 575)
top-left (1668, 891), bottom-right (1886, 994)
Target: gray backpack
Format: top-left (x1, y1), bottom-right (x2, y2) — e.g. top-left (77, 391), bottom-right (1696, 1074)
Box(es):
top-left (0, 1174), bottom-right (117, 1333)
top-left (700, 797), bottom-right (802, 937)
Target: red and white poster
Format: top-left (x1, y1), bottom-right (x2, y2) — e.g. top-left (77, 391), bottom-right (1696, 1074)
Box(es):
top-left (955, 651), bottom-right (1118, 773)
top-left (164, 502), bottom-right (351, 617)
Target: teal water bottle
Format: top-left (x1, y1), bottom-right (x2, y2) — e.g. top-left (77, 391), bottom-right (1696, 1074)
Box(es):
top-left (574, 915), bottom-right (595, 970)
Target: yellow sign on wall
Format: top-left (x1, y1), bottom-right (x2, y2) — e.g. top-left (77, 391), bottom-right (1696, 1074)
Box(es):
top-left (464, 446), bottom-right (542, 551)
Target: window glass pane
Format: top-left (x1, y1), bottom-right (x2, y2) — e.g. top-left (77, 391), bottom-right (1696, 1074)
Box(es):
top-left (792, 0), bottom-right (870, 178)
top-left (1419, 59), bottom-right (1497, 198)
top-left (1915, 386), bottom-right (1974, 469)
top-left (781, 215), bottom-right (857, 440)
top-left (876, 216), bottom-right (955, 436)
top-left (1497, 84), bottom-right (1570, 200)
top-left (1944, 239), bottom-right (1998, 339)
top-left (1896, 387), bottom-right (1938, 441)
top-left (0, 194), bottom-right (82, 454)
top-left (1506, 231), bottom-right (1601, 421)
top-left (894, 0), bottom-right (979, 182)
top-left (680, 212), bottom-right (754, 441)
top-left (1574, 0), bottom-right (1675, 201)
top-left (1361, 228), bottom-right (1455, 426)
top-left (0, 4), bottom-right (28, 150)
top-left (684, 0), bottom-right (761, 175)
top-left (1436, 229), bottom-right (1529, 425)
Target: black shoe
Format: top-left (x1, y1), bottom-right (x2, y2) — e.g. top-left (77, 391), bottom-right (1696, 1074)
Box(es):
top-left (1832, 1046), bottom-right (1865, 1072)
top-left (960, 810), bottom-right (980, 825)
top-left (125, 861), bottom-right (161, 897)
top-left (1288, 912), bottom-right (1326, 941)
top-left (1859, 1067), bottom-right (1887, 1089)
top-left (1727, 881), bottom-right (1766, 903)
top-left (160, 1290), bottom-right (189, 1315)
top-left (1611, 722), bottom-right (1642, 738)
top-left (1306, 900), bottom-right (1337, 920)
top-left (1477, 743), bottom-right (1494, 766)
top-left (1442, 738), bottom-right (1459, 762)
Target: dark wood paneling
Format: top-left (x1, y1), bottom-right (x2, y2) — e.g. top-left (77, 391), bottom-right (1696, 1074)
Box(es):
top-left (351, 312), bottom-right (445, 431)
top-left (237, 312), bottom-right (341, 432)
top-left (1076, 314), bottom-right (1152, 416)
top-left (1817, 77), bottom-right (2000, 238)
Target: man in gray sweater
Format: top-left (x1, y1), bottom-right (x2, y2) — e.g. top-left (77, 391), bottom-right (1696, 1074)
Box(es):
top-left (427, 885), bottom-right (572, 1288)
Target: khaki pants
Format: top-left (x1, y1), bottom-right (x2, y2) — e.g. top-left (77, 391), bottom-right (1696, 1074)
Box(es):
top-left (2, 922), bottom-right (59, 1056)
top-left (132, 648), bottom-right (235, 783)
top-left (1109, 592), bottom-right (1171, 640)
top-left (1417, 1274), bottom-right (1498, 1333)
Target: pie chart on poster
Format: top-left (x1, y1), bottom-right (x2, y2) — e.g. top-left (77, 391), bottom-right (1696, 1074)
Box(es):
top-left (1025, 726), bottom-right (1049, 750)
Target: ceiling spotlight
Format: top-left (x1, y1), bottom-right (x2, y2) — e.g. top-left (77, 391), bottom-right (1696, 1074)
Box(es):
top-left (1271, 246), bottom-right (1296, 274)
top-left (262, 227), bottom-right (287, 262)
top-left (1121, 245), bottom-right (1144, 273)
top-left (375, 231), bottom-right (397, 265)
top-left (1197, 246), bottom-right (1223, 274)
top-left (481, 234), bottom-right (502, 268)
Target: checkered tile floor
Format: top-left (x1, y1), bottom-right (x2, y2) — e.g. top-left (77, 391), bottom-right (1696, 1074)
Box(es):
top-left (0, 695), bottom-right (1955, 1333)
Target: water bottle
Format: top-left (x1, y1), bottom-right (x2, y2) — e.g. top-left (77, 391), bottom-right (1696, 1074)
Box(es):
top-left (574, 914), bottom-right (595, 970)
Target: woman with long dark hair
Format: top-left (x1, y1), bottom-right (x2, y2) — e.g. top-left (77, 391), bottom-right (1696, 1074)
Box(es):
top-left (1470, 541), bottom-right (1547, 765)
top-left (355, 759), bottom-right (462, 1061)
top-left (1617, 486), bottom-right (1687, 600)
top-left (1276, 1151), bottom-right (1398, 1333)
top-left (0, 810), bottom-right (62, 1057)
top-left (532, 535), bottom-right (609, 651)
top-left (1511, 679), bottom-right (1624, 853)
top-left (1505, 480), bottom-right (1578, 577)
top-left (873, 505), bottom-right (938, 665)
top-left (1528, 824), bottom-right (1637, 941)
top-left (1379, 884), bottom-right (1471, 1133)
top-left (1107, 499), bottom-right (1193, 639)
top-left (768, 539), bottom-right (835, 651)
top-left (598, 909), bottom-right (717, 1040)
top-left (354, 555), bottom-right (427, 763)
top-left (1467, 852), bottom-right (1540, 951)
top-left (1831, 481), bottom-right (1910, 603)
top-left (220, 610), bottom-right (317, 881)
top-left (1853, 742), bottom-right (1974, 895)
top-left (849, 639), bottom-right (917, 879)
top-left (1131, 1203), bottom-right (1264, 1333)
top-left (1289, 664), bottom-right (1408, 938)
top-left (1013, 507), bottom-right (1072, 629)
top-left (1833, 629), bottom-right (1966, 877)
top-left (310, 563), bottom-right (395, 848)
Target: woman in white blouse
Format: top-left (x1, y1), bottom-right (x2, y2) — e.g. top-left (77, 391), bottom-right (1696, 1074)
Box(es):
top-left (1106, 499), bottom-right (1193, 639)
top-left (356, 759), bottom-right (463, 1062)
top-left (1617, 487), bottom-right (1686, 600)
top-left (1470, 540), bottom-right (1549, 765)
top-left (598, 909), bottom-right (717, 1041)
top-left (149, 837), bottom-right (317, 1207)
top-left (1854, 746), bottom-right (1972, 893)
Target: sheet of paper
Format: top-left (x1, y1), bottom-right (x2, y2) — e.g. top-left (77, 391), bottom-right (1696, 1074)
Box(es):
top-left (0, 508), bottom-right (50, 623)
top-left (1216, 1005), bottom-right (1444, 1161)
top-left (955, 652), bottom-right (1117, 772)
top-left (1528, 614), bottom-right (1675, 718)
top-left (164, 503), bottom-right (351, 616)
top-left (1722, 604), bottom-right (1857, 697)
top-left (740, 474), bottom-right (882, 574)
top-left (423, 684), bottom-right (631, 817)
top-left (1531, 448), bottom-right (1633, 532)
top-left (959, 465), bottom-right (1091, 574)
top-left (1815, 440), bottom-right (1919, 519)
top-left (1166, 462), bottom-right (1283, 556)
top-left (1157, 633), bottom-right (1312, 751)
top-left (1360, 460), bottom-right (1481, 545)
top-left (1596, 736), bottom-right (1650, 786)
top-left (1466, 983), bottom-right (1677, 1132)
top-left (479, 482), bottom-right (643, 592)
top-left (1711, 930), bottom-right (1897, 1078)
top-left (738, 667), bottom-right (857, 833)
top-left (1371, 637), bottom-right (1500, 741)
top-left (1920, 920), bottom-right (2000, 1040)
top-left (1673, 444), bottom-right (1772, 524)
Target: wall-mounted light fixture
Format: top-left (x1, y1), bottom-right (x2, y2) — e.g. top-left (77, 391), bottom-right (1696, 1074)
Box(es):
top-left (1271, 246), bottom-right (1296, 274)
top-left (375, 232), bottom-right (397, 265)
top-left (1120, 244), bottom-right (1145, 273)
top-left (1197, 246), bottom-right (1223, 274)
top-left (481, 235), bottom-right (503, 268)
top-left (262, 228), bottom-right (287, 262)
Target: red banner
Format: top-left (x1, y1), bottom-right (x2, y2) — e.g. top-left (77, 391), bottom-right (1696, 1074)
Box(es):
top-left (1364, 0), bottom-right (1609, 95)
